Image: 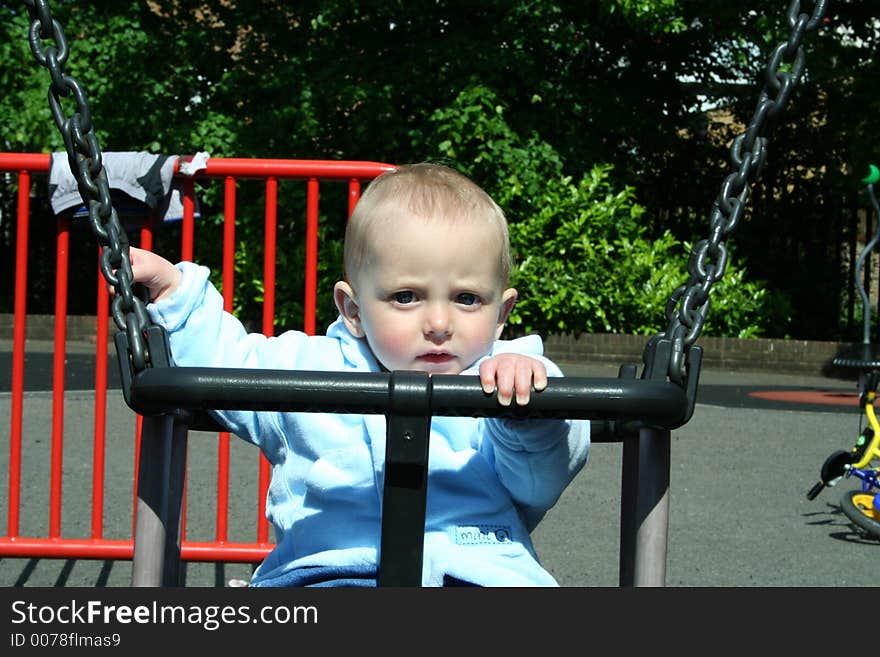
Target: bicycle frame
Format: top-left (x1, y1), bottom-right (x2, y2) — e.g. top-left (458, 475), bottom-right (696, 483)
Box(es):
top-left (845, 387), bottom-right (880, 506)
top-left (853, 387), bottom-right (880, 471)
top-left (845, 385), bottom-right (880, 492)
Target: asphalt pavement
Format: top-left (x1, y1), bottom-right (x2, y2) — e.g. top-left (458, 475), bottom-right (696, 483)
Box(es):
top-left (0, 344), bottom-right (877, 587)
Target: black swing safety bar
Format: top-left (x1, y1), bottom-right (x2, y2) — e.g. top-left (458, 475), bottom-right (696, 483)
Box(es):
top-left (121, 334), bottom-right (696, 427)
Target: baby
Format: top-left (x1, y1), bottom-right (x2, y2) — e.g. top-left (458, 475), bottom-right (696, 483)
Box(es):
top-left (129, 162), bottom-right (590, 586)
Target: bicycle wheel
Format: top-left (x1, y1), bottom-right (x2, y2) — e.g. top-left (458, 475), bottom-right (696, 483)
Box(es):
top-left (840, 489), bottom-right (880, 540)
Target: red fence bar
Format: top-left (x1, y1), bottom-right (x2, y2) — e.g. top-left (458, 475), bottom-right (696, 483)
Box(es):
top-left (305, 178), bottom-right (320, 336)
top-left (0, 152), bottom-right (395, 566)
top-left (216, 176), bottom-right (238, 544)
top-left (8, 169), bottom-right (31, 538)
top-left (348, 179), bottom-right (361, 218)
top-left (0, 153), bottom-right (396, 181)
top-left (181, 181), bottom-right (195, 262)
top-left (257, 177), bottom-right (279, 545)
top-left (92, 255), bottom-right (109, 539)
top-left (182, 178), bottom-right (196, 250)
top-left (262, 176), bottom-right (278, 337)
top-left (188, 157), bottom-right (395, 180)
top-left (0, 536), bottom-right (270, 562)
top-left (132, 414), bottom-right (143, 540)
top-left (49, 216), bottom-right (69, 538)
top-left (0, 152), bottom-right (50, 171)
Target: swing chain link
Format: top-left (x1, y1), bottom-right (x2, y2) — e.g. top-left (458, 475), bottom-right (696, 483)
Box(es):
top-left (660, 0), bottom-right (827, 384)
top-left (23, 0), bottom-right (153, 373)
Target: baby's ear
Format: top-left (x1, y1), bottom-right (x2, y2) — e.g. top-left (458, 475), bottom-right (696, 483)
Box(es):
top-left (334, 281), bottom-right (365, 337)
top-left (495, 288), bottom-right (518, 339)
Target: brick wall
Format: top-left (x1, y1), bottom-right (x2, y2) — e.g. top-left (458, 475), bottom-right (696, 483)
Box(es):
top-left (544, 332), bottom-right (859, 376)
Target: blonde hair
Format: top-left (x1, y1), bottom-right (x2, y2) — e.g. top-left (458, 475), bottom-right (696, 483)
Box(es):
top-left (343, 162), bottom-right (512, 285)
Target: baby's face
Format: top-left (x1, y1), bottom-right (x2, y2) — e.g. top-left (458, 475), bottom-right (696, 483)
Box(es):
top-left (343, 214), bottom-right (516, 374)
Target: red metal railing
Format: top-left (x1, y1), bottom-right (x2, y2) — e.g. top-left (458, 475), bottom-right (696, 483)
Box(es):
top-left (0, 152), bottom-right (395, 564)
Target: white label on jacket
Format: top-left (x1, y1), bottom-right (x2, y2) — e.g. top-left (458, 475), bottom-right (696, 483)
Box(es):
top-left (454, 525), bottom-right (513, 545)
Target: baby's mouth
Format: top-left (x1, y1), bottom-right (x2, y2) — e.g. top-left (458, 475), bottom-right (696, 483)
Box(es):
top-left (417, 352), bottom-right (455, 364)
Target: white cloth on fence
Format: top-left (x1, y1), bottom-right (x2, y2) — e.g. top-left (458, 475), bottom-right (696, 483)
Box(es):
top-left (48, 151), bottom-right (206, 222)
top-left (178, 151), bottom-right (210, 176)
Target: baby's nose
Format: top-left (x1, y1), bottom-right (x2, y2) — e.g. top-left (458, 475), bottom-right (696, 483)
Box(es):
top-left (424, 304), bottom-right (452, 339)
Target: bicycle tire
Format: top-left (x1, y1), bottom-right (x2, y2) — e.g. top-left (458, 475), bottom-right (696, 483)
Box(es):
top-left (840, 489), bottom-right (880, 540)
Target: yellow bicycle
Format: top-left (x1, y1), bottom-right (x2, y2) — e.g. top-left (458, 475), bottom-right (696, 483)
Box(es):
top-left (807, 165), bottom-right (880, 540)
top-left (806, 368), bottom-right (880, 539)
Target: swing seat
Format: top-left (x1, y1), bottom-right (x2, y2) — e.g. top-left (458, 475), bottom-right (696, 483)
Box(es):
top-left (120, 324), bottom-right (700, 587)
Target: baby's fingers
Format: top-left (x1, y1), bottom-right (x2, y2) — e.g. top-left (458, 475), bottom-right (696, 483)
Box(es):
top-left (480, 358), bottom-right (545, 406)
top-left (479, 362), bottom-right (499, 396)
top-left (510, 359), bottom-right (549, 405)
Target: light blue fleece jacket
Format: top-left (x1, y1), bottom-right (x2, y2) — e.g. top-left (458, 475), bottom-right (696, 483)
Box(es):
top-left (147, 261), bottom-right (590, 586)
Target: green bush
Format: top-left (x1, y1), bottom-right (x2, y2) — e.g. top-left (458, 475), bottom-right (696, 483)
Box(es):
top-left (505, 166), bottom-right (786, 338)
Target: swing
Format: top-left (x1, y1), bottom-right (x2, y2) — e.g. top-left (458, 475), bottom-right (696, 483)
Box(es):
top-left (20, 0), bottom-right (828, 587)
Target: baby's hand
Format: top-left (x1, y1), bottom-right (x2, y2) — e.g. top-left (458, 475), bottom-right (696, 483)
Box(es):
top-left (479, 353), bottom-right (548, 406)
top-left (125, 246), bottom-right (181, 303)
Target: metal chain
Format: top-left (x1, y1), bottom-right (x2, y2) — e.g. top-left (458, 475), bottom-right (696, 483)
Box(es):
top-left (662, 0), bottom-right (828, 383)
top-left (24, 0), bottom-right (153, 372)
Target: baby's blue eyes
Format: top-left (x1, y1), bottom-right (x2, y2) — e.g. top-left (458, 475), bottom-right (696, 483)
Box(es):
top-left (391, 291), bottom-right (480, 306)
